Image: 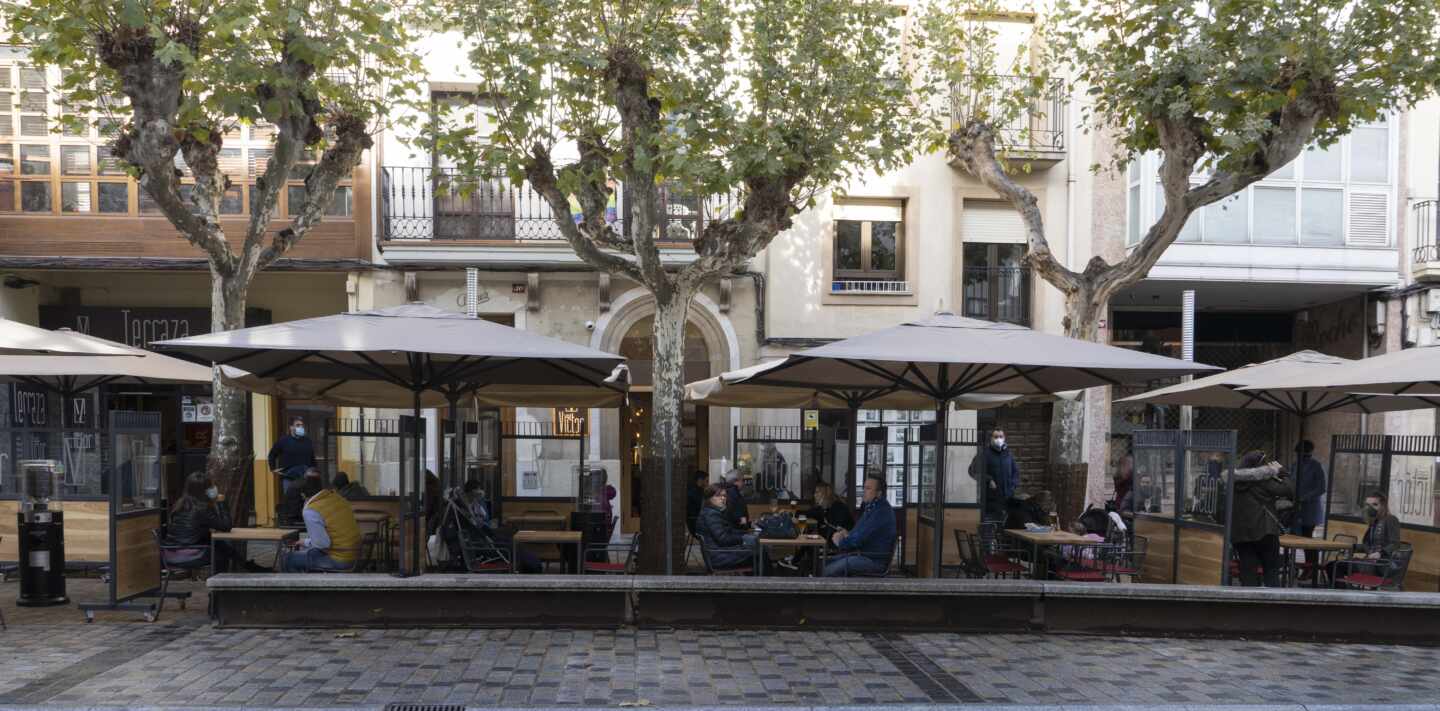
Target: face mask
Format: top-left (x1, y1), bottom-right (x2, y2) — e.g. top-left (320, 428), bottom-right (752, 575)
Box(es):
top-left (205, 486), bottom-right (219, 500)
top-left (293, 426), bottom-right (305, 437)
top-left (992, 437), bottom-right (1006, 450)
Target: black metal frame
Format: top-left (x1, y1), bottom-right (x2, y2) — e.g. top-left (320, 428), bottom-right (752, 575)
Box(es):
top-left (501, 419), bottom-right (588, 522)
top-left (1327, 434), bottom-right (1440, 535)
top-left (1130, 429), bottom-right (1238, 585)
top-left (916, 427), bottom-right (982, 576)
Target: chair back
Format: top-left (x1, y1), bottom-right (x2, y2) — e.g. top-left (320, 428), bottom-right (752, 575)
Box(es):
top-left (1386, 543), bottom-right (1414, 590)
top-left (1333, 533), bottom-right (1359, 559)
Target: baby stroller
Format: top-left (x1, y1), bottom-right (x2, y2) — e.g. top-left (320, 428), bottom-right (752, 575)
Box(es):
top-left (435, 488), bottom-right (541, 573)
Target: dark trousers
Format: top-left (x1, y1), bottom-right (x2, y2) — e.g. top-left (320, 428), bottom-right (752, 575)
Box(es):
top-left (1297, 525), bottom-right (1318, 577)
top-left (1235, 535), bottom-right (1281, 587)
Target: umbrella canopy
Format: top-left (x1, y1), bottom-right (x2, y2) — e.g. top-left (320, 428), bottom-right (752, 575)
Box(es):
top-left (747, 312), bottom-right (1219, 399)
top-left (0, 319), bottom-right (139, 356)
top-left (155, 303), bottom-right (629, 406)
top-left (1235, 344), bottom-right (1440, 399)
top-left (0, 331), bottom-right (217, 394)
top-left (686, 358), bottom-right (1078, 409)
top-left (1117, 350), bottom-right (1440, 416)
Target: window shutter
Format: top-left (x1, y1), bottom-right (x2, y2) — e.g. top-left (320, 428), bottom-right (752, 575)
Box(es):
top-left (1346, 192), bottom-right (1388, 246)
top-left (961, 199), bottom-right (1026, 244)
top-left (834, 199), bottom-right (903, 222)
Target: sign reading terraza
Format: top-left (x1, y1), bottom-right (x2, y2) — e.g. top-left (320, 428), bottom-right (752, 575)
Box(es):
top-left (40, 306), bottom-right (271, 351)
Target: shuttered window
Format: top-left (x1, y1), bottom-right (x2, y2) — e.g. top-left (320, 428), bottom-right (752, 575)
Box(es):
top-left (833, 199), bottom-right (904, 280)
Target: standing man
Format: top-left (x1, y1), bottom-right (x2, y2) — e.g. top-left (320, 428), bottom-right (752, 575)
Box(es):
top-left (823, 476), bottom-right (896, 577)
top-left (970, 428), bottom-right (1020, 524)
top-left (268, 416), bottom-right (317, 496)
top-left (1292, 439), bottom-right (1327, 581)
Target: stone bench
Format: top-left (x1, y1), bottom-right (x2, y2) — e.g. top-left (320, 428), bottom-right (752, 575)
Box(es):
top-left (207, 574), bottom-right (1440, 642)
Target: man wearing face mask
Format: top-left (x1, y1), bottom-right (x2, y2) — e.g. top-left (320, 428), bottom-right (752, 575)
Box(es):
top-left (969, 428), bottom-right (1021, 523)
top-left (268, 416), bottom-right (317, 496)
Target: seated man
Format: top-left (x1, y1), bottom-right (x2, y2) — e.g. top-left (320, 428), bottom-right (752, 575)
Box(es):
top-left (823, 476), bottom-right (896, 577)
top-left (333, 471), bottom-right (371, 500)
top-left (696, 483), bottom-right (756, 571)
top-left (281, 473), bottom-right (361, 573)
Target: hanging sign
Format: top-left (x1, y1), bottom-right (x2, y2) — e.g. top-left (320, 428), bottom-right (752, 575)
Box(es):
top-left (553, 407), bottom-right (586, 437)
top-left (802, 410), bottom-right (819, 430)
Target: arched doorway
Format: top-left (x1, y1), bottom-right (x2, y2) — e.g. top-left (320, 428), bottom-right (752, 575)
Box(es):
top-left (617, 315), bottom-right (711, 533)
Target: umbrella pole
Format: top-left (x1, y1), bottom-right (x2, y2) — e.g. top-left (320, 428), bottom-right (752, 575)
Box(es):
top-left (846, 405), bottom-right (860, 501)
top-left (448, 394), bottom-right (461, 491)
top-left (933, 399), bottom-right (948, 579)
top-left (410, 389), bottom-right (424, 577)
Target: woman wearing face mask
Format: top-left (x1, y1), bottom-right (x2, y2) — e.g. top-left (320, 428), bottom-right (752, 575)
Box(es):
top-left (1358, 492), bottom-right (1401, 558)
top-left (162, 471), bottom-right (254, 573)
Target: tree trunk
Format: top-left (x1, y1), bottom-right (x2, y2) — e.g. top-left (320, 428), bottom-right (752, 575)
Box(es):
top-left (1050, 284), bottom-right (1109, 507)
top-left (208, 270), bottom-right (251, 521)
top-left (638, 290), bottom-right (692, 574)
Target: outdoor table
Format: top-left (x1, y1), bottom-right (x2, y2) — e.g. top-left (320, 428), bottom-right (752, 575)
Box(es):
top-left (755, 535), bottom-right (828, 577)
top-left (512, 530), bottom-right (582, 573)
top-left (1005, 529), bottom-right (1092, 580)
top-left (507, 511), bottom-right (567, 530)
top-left (211, 527), bottom-right (299, 576)
top-left (353, 511), bottom-right (392, 572)
top-left (1278, 534), bottom-right (1353, 587)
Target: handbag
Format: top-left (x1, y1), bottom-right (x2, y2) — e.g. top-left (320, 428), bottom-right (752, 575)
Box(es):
top-left (756, 512), bottom-right (799, 539)
top-left (426, 532), bottom-right (448, 563)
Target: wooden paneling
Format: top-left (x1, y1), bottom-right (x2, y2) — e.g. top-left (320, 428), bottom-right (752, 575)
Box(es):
top-left (1330, 519), bottom-right (1440, 593)
top-left (0, 500), bottom-right (109, 564)
top-left (1177, 526), bottom-right (1224, 586)
top-left (114, 512), bottom-right (162, 600)
top-left (0, 216), bottom-right (364, 261)
top-left (915, 519), bottom-right (936, 578)
top-left (909, 508), bottom-right (979, 576)
top-left (1136, 516), bottom-right (1175, 584)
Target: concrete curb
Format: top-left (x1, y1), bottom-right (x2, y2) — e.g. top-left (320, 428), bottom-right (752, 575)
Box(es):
top-left (4, 705), bottom-right (1440, 711)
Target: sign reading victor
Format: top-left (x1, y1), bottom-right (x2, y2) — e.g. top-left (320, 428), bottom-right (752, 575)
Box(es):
top-left (553, 407), bottom-right (586, 437)
top-left (39, 306), bottom-right (271, 351)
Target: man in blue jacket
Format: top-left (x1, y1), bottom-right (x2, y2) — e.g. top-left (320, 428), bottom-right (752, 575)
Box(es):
top-left (970, 428), bottom-right (1020, 522)
top-left (823, 476), bottom-right (896, 577)
top-left (1292, 439), bottom-right (1327, 581)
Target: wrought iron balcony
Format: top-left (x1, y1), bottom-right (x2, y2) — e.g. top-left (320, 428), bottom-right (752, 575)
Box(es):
top-left (1412, 200), bottom-right (1440, 282)
top-left (949, 75), bottom-right (1066, 167)
top-left (380, 166), bottom-right (738, 243)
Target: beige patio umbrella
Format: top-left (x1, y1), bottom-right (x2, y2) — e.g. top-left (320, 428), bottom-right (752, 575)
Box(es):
top-left (0, 319), bottom-right (139, 356)
top-left (1236, 344), bottom-right (1440, 397)
top-left (0, 331), bottom-right (219, 391)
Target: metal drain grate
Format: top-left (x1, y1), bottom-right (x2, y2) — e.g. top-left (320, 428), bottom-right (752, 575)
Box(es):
top-left (384, 705), bottom-right (466, 711)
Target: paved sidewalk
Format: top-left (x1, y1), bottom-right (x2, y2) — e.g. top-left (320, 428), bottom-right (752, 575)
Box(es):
top-left (4, 581), bottom-right (1440, 708)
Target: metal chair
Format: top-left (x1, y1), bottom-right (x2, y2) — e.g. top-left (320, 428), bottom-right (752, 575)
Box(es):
top-left (952, 530), bottom-right (989, 579)
top-left (151, 529), bottom-right (202, 622)
top-left (583, 532), bottom-right (639, 575)
top-left (1336, 543), bottom-right (1413, 591)
top-left (1299, 533), bottom-right (1356, 587)
top-left (699, 539), bottom-right (755, 576)
top-left (1099, 535), bottom-right (1148, 582)
top-left (1054, 542), bottom-right (1119, 583)
top-left (974, 523), bottom-right (1028, 579)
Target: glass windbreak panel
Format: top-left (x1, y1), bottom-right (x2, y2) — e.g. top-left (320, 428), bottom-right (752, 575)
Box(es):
top-left (510, 418), bottom-right (583, 498)
top-left (114, 430), bottom-right (162, 511)
top-left (1386, 453), bottom-right (1437, 527)
top-left (1132, 447), bottom-right (1176, 516)
top-left (1329, 451), bottom-right (1383, 520)
top-left (1182, 450), bottom-right (1229, 525)
top-left (945, 430), bottom-right (979, 505)
top-left (914, 433), bottom-right (933, 511)
top-left (734, 436), bottom-right (806, 503)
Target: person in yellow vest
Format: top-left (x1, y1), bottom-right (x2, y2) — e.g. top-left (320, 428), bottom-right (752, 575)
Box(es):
top-left (281, 471), bottom-right (361, 572)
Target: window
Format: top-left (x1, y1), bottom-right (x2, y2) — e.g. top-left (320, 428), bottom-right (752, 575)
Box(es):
top-left (60, 146), bottom-right (89, 175)
top-left (97, 146), bottom-right (125, 175)
top-left (61, 182), bottom-right (91, 212)
top-left (0, 144), bottom-right (12, 173)
top-left (963, 243), bottom-right (1030, 326)
top-left (20, 145), bottom-right (49, 175)
top-left (1127, 160), bottom-right (1142, 246)
top-left (833, 199), bottom-right (904, 281)
top-left (1127, 117), bottom-right (1394, 248)
top-left (21, 181), bottom-right (50, 212)
top-left (0, 180), bottom-right (14, 211)
top-left (219, 186), bottom-right (243, 215)
top-left (97, 182), bottom-right (128, 213)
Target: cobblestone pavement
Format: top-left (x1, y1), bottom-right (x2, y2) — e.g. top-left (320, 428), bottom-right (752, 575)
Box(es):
top-left (4, 581), bottom-right (1440, 708)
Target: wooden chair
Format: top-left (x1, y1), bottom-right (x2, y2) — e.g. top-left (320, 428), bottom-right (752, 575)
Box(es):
top-left (1336, 543), bottom-right (1413, 591)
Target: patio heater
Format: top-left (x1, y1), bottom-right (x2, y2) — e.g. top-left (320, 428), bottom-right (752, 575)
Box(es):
top-left (16, 459), bottom-right (68, 606)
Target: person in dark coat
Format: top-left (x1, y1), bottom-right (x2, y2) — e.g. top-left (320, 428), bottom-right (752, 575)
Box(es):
top-left (333, 471), bottom-right (371, 500)
top-left (722, 469), bottom-right (749, 527)
top-left (823, 476), bottom-right (896, 577)
top-left (1112, 455), bottom-right (1134, 515)
top-left (1230, 451), bottom-right (1292, 587)
top-left (277, 468), bottom-right (323, 527)
top-left (1329, 491), bottom-right (1403, 587)
top-left (970, 428), bottom-right (1020, 521)
top-left (793, 482), bottom-right (854, 573)
top-left (268, 416), bottom-right (317, 496)
top-left (696, 483), bottom-right (755, 571)
top-left (163, 472), bottom-right (255, 572)
top-left (1291, 439), bottom-right (1327, 580)
top-left (685, 471), bottom-right (709, 536)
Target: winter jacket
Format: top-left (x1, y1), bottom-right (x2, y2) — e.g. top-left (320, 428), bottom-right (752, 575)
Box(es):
top-left (837, 497), bottom-right (897, 563)
top-left (1231, 470), bottom-right (1294, 543)
top-left (267, 435), bottom-right (316, 476)
top-left (697, 503), bottom-right (752, 570)
top-left (1293, 455), bottom-right (1326, 528)
top-left (969, 446), bottom-right (1021, 501)
top-left (164, 500), bottom-right (232, 547)
top-left (723, 482), bottom-right (748, 526)
top-left (805, 500), bottom-right (855, 541)
top-left (1362, 513), bottom-right (1402, 557)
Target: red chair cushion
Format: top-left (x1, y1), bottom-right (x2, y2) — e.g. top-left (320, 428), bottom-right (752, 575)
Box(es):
top-left (471, 561), bottom-right (510, 572)
top-left (985, 560), bottom-right (1026, 574)
top-left (1338, 573), bottom-right (1387, 589)
top-left (1057, 569), bottom-right (1106, 582)
top-left (584, 562), bottom-right (627, 573)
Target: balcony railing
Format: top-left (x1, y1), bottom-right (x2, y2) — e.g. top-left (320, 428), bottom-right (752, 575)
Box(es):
top-left (962, 265), bottom-right (1032, 326)
top-left (950, 75), bottom-right (1066, 154)
top-left (1412, 200), bottom-right (1440, 282)
top-left (380, 166), bottom-right (739, 243)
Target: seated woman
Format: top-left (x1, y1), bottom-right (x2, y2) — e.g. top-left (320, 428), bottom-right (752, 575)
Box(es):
top-left (696, 483), bottom-right (755, 572)
top-left (1329, 491), bottom-right (1402, 586)
top-left (791, 483), bottom-right (852, 572)
top-left (163, 472), bottom-right (256, 573)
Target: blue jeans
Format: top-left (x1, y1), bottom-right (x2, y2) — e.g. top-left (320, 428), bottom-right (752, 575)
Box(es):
top-left (823, 552), bottom-right (888, 577)
top-left (281, 548), bottom-right (352, 573)
top-left (279, 466), bottom-right (307, 495)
